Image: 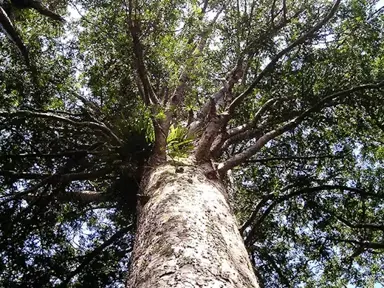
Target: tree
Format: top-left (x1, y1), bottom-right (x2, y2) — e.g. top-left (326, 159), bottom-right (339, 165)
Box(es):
top-left (0, 0), bottom-right (383, 286)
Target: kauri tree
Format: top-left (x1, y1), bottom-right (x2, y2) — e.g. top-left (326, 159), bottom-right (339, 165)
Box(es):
top-left (0, 0), bottom-right (383, 287)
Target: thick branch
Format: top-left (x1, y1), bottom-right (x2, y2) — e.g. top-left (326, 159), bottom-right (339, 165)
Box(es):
top-left (197, 61), bottom-right (244, 120)
top-left (218, 120), bottom-right (295, 174)
top-left (0, 6), bottom-right (30, 64)
top-left (195, 114), bottom-right (228, 162)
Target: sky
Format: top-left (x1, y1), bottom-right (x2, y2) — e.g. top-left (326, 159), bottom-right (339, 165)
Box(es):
top-left (348, 284), bottom-right (383, 288)
top-left (64, 1), bottom-right (384, 287)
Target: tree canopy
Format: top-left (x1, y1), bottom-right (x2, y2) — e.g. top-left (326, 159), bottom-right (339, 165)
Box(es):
top-left (0, 0), bottom-right (383, 287)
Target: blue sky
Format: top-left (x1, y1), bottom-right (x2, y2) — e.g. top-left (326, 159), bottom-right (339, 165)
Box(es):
top-left (64, 1), bottom-right (384, 287)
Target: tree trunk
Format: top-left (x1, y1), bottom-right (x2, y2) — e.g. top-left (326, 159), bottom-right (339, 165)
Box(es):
top-left (126, 162), bottom-right (259, 288)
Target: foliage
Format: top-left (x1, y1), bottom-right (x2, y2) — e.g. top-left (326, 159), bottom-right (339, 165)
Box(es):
top-left (167, 125), bottom-right (193, 157)
top-left (0, 0), bottom-right (383, 287)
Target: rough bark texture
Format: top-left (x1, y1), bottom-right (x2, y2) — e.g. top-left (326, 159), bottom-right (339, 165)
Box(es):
top-left (126, 163), bottom-right (259, 288)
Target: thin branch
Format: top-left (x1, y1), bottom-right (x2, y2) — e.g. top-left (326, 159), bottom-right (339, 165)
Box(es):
top-left (170, 5), bottom-right (224, 108)
top-left (244, 7), bottom-right (305, 59)
top-left (334, 215), bottom-right (384, 231)
top-left (198, 7), bottom-right (302, 124)
top-left (270, 0), bottom-right (277, 26)
top-left (1, 169), bottom-right (113, 204)
top-left (330, 238), bottom-right (384, 250)
top-left (240, 183), bottom-right (295, 234)
top-left (228, 0), bottom-right (341, 112)
top-left (70, 91), bottom-right (101, 113)
top-left (245, 153), bottom-right (346, 163)
top-left (61, 225), bottom-right (133, 287)
top-left (0, 110), bottom-right (122, 145)
top-left (60, 169), bottom-right (114, 182)
top-left (244, 185), bottom-right (384, 245)
top-left (0, 150), bottom-right (108, 160)
top-left (0, 170), bottom-right (50, 179)
top-left (282, 0), bottom-right (287, 21)
top-left (153, 6), bottom-right (224, 162)
top-left (2, 169), bottom-right (112, 182)
top-left (368, 5), bottom-right (384, 22)
top-left (201, 0), bottom-right (209, 14)
top-left (192, 8), bottom-right (304, 143)
top-left (227, 98), bottom-right (277, 140)
top-left (219, 81), bottom-right (384, 174)
top-left (253, 267), bottom-right (265, 288)
top-left (24, 190), bottom-right (108, 205)
top-left (0, 176), bottom-right (52, 206)
top-left (212, 98), bottom-right (277, 157)
top-left (255, 248), bottom-right (291, 287)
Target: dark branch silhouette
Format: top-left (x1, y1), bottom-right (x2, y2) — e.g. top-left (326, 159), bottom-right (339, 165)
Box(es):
top-left (10, 0), bottom-right (65, 22)
top-left (0, 0), bottom-right (64, 64)
top-left (0, 5), bottom-right (29, 63)
top-left (61, 225), bottom-right (133, 287)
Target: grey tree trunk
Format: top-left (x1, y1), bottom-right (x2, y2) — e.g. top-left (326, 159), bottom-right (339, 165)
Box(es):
top-left (126, 163), bottom-right (259, 288)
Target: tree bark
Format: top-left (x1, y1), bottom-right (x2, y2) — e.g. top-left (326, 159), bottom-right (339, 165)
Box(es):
top-left (126, 163), bottom-right (259, 288)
